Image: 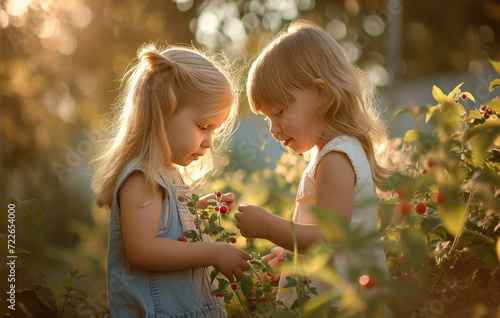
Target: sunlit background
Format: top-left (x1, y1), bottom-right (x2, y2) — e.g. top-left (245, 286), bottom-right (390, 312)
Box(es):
top-left (1, 0), bottom-right (500, 311)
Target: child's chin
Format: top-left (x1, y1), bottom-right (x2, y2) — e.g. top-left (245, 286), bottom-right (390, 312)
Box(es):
top-left (288, 145), bottom-right (312, 154)
top-left (172, 159), bottom-right (191, 167)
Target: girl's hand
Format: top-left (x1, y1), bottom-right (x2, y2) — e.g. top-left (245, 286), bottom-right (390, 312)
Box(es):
top-left (197, 192), bottom-right (236, 211)
top-left (234, 203), bottom-right (274, 238)
top-left (261, 247), bottom-right (285, 282)
top-left (262, 247), bottom-right (285, 268)
top-left (211, 242), bottom-right (251, 282)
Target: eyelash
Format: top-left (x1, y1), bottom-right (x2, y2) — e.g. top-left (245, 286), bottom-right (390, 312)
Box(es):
top-left (275, 109), bottom-right (285, 117)
top-left (198, 125), bottom-right (208, 131)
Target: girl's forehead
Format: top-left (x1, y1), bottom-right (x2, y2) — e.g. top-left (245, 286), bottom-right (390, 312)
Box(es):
top-left (197, 104), bottom-right (231, 122)
top-left (257, 103), bottom-right (282, 116)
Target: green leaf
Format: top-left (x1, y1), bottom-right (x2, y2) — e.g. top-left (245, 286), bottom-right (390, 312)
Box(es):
top-left (419, 215), bottom-right (443, 236)
top-left (401, 228), bottom-right (428, 266)
top-left (249, 260), bottom-right (264, 270)
top-left (240, 275), bottom-right (253, 297)
top-left (447, 82), bottom-right (464, 101)
top-left (466, 122), bottom-right (500, 165)
top-left (433, 102), bottom-right (463, 131)
top-left (425, 105), bottom-right (440, 123)
top-left (56, 276), bottom-right (73, 302)
top-left (487, 100), bottom-right (500, 113)
top-left (210, 269), bottom-right (219, 283)
top-left (302, 291), bottom-right (341, 318)
top-left (438, 201), bottom-right (467, 237)
top-left (489, 79), bottom-right (500, 92)
top-left (261, 259), bottom-right (274, 274)
top-left (11, 267), bottom-right (57, 314)
top-left (485, 160), bottom-right (500, 171)
top-left (467, 110), bottom-right (483, 121)
top-left (432, 85), bottom-right (447, 104)
top-left (409, 172), bottom-right (437, 195)
top-left (462, 92), bottom-right (475, 102)
top-left (402, 129), bottom-right (420, 148)
top-left (216, 278), bottom-right (230, 290)
top-left (456, 103), bottom-right (467, 116)
top-left (463, 245), bottom-right (499, 266)
top-left (17, 289), bottom-right (57, 317)
top-left (490, 60), bottom-right (500, 75)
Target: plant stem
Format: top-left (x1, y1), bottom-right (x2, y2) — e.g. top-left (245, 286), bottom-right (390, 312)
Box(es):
top-left (251, 266), bottom-right (265, 286)
top-left (234, 290), bottom-right (252, 318)
top-left (59, 274), bottom-right (75, 318)
top-left (448, 190), bottom-right (475, 255)
top-left (195, 210), bottom-right (204, 242)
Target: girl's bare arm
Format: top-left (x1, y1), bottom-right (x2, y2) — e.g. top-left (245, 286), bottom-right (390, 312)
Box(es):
top-left (119, 172), bottom-right (250, 281)
top-left (235, 151), bottom-right (355, 253)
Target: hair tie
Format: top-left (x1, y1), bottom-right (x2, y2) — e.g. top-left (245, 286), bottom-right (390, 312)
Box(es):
top-left (169, 61), bottom-right (175, 68)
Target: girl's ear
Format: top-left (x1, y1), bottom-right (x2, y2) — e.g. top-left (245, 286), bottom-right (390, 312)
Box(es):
top-left (312, 78), bottom-right (333, 100)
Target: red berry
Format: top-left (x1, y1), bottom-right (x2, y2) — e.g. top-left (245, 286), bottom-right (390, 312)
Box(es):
top-left (220, 206), bottom-right (228, 214)
top-left (230, 237), bottom-right (237, 244)
top-left (231, 283), bottom-right (238, 290)
top-left (396, 187), bottom-right (407, 199)
top-left (486, 108), bottom-right (492, 114)
top-left (178, 237), bottom-right (188, 242)
top-left (215, 206), bottom-right (219, 212)
top-left (422, 169), bottom-right (427, 174)
top-left (212, 231), bottom-right (218, 235)
top-left (436, 192), bottom-right (446, 203)
top-left (425, 160), bottom-right (434, 168)
top-left (416, 203), bottom-right (427, 215)
top-left (303, 280), bottom-right (309, 285)
top-left (215, 191), bottom-right (222, 198)
top-left (252, 297), bottom-right (257, 303)
top-left (359, 275), bottom-right (375, 289)
top-left (480, 105), bottom-right (487, 111)
top-left (484, 113), bottom-right (490, 119)
top-left (260, 296), bottom-right (267, 303)
top-left (458, 192), bottom-right (464, 199)
top-left (396, 201), bottom-right (411, 216)
top-left (461, 94), bottom-right (467, 100)
top-left (218, 293), bottom-right (224, 297)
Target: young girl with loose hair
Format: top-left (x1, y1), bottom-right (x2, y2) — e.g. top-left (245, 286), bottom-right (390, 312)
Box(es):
top-left (234, 20), bottom-right (392, 307)
top-left (90, 44), bottom-right (250, 317)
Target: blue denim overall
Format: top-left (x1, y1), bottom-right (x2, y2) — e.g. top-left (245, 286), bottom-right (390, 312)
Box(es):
top-left (107, 160), bottom-right (226, 317)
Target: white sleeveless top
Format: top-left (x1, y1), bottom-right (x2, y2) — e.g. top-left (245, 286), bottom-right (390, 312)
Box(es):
top-left (277, 136), bottom-right (388, 307)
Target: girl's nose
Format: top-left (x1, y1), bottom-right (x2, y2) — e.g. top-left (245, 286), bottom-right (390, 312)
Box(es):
top-left (201, 134), bottom-right (213, 148)
top-left (269, 119), bottom-right (282, 136)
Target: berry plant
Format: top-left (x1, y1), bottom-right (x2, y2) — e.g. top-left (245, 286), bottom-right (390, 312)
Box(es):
top-left (178, 191), bottom-right (317, 317)
top-left (223, 60), bottom-right (500, 317)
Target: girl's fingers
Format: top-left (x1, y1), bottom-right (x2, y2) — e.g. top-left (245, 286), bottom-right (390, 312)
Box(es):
top-left (237, 203), bottom-right (249, 211)
top-left (233, 267), bottom-right (245, 281)
top-left (233, 211), bottom-right (242, 221)
top-left (241, 260), bottom-right (251, 271)
top-left (222, 270), bottom-right (235, 282)
top-left (262, 254), bottom-right (272, 262)
top-left (222, 193), bottom-right (235, 202)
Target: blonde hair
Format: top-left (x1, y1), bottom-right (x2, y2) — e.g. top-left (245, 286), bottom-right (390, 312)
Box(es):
top-left (91, 44), bottom-right (238, 208)
top-left (247, 19), bottom-right (393, 189)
